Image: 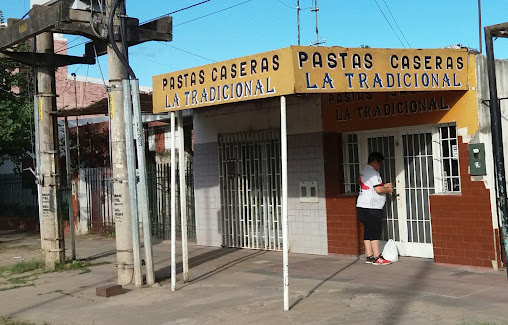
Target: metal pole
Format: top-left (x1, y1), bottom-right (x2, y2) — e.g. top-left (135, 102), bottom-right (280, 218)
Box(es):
top-left (478, 0), bottom-right (482, 54)
top-left (36, 32), bottom-right (65, 269)
top-left (297, 0), bottom-right (300, 46)
top-left (170, 111), bottom-right (176, 291)
top-left (280, 96), bottom-right (289, 311)
top-left (32, 36), bottom-right (44, 249)
top-left (131, 79), bottom-right (155, 285)
top-left (485, 27), bottom-right (508, 278)
top-left (107, 0), bottom-right (134, 285)
top-left (64, 117), bottom-right (76, 260)
top-left (314, 0), bottom-right (319, 45)
top-left (178, 111), bottom-right (189, 282)
top-left (33, 94), bottom-right (43, 248)
top-left (123, 79), bottom-right (142, 287)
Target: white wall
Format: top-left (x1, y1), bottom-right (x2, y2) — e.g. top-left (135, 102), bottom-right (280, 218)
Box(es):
top-left (193, 95), bottom-right (328, 255)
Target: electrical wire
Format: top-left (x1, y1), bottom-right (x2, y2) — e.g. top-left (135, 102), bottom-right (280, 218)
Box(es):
top-left (142, 0), bottom-right (212, 24)
top-left (54, 40), bottom-right (89, 54)
top-left (108, 0), bottom-right (136, 79)
top-left (275, 0), bottom-right (295, 9)
top-left (174, 0), bottom-right (253, 27)
top-left (54, 36), bottom-right (84, 54)
top-left (157, 42), bottom-right (216, 62)
top-left (372, 0), bottom-right (406, 48)
top-left (381, 0), bottom-right (410, 48)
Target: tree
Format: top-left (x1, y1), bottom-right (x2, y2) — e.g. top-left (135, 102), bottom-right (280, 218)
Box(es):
top-left (0, 10), bottom-right (34, 171)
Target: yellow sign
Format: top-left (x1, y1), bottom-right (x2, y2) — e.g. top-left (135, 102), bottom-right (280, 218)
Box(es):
top-left (38, 97), bottom-right (42, 121)
top-left (293, 46), bottom-right (468, 93)
top-left (153, 48), bottom-right (295, 113)
top-left (153, 46), bottom-right (469, 113)
top-left (109, 93), bottom-right (114, 120)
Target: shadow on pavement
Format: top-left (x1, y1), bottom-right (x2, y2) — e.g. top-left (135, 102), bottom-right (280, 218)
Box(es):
top-left (154, 247), bottom-right (267, 284)
top-left (290, 258), bottom-right (359, 310)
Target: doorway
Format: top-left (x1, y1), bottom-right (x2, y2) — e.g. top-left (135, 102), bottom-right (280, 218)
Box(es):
top-left (218, 130), bottom-right (282, 250)
top-left (355, 127), bottom-right (441, 258)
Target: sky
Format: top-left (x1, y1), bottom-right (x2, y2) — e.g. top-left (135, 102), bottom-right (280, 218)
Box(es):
top-left (1, 0), bottom-right (508, 88)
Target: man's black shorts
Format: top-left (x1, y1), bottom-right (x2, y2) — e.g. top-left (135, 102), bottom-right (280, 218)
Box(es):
top-left (357, 207), bottom-right (383, 240)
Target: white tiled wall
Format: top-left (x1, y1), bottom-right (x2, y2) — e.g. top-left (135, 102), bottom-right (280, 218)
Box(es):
top-left (287, 133), bottom-right (328, 255)
top-left (193, 94), bottom-right (328, 255)
top-left (193, 142), bottom-right (222, 247)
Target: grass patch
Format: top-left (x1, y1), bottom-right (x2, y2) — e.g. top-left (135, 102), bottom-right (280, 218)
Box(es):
top-left (0, 260), bottom-right (44, 277)
top-left (53, 259), bottom-right (110, 273)
top-left (0, 315), bottom-right (50, 325)
top-left (7, 275), bottom-right (35, 285)
top-left (0, 283), bottom-right (35, 292)
top-left (0, 258), bottom-right (110, 292)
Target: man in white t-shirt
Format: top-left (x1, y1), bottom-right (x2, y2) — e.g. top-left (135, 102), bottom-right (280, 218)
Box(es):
top-left (356, 152), bottom-right (393, 265)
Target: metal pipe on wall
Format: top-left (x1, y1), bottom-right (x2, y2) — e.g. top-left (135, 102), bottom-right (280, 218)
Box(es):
top-left (122, 79), bottom-right (142, 287)
top-left (131, 79), bottom-right (155, 285)
top-left (280, 96), bottom-right (289, 311)
top-left (170, 111), bottom-right (176, 291)
top-left (64, 117), bottom-right (76, 260)
top-left (178, 111), bottom-right (189, 282)
top-left (484, 26), bottom-right (508, 278)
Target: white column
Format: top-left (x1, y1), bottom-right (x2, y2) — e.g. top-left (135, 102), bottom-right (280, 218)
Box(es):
top-left (281, 96), bottom-right (289, 311)
top-left (178, 111), bottom-right (189, 282)
top-left (170, 111), bottom-right (176, 291)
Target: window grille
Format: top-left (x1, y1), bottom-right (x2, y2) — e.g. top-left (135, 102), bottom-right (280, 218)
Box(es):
top-left (343, 133), bottom-right (360, 194)
top-left (438, 124), bottom-right (461, 193)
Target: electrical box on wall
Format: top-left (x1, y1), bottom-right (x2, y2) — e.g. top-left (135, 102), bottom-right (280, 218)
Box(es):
top-left (299, 181), bottom-right (318, 203)
top-left (468, 143), bottom-right (486, 176)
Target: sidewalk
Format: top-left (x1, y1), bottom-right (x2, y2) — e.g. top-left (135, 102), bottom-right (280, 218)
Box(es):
top-left (0, 231), bottom-right (507, 325)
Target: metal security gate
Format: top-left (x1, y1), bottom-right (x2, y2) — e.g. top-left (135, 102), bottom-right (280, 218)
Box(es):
top-left (359, 127), bottom-right (436, 258)
top-left (218, 130), bottom-right (282, 250)
top-left (147, 159), bottom-right (196, 241)
top-left (366, 136), bottom-right (399, 242)
top-left (83, 168), bottom-right (114, 235)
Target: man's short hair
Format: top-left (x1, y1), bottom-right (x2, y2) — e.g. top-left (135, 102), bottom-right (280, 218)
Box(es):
top-left (368, 152), bottom-right (384, 163)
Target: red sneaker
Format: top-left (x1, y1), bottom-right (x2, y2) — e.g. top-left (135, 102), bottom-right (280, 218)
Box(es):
top-left (373, 255), bottom-right (392, 265)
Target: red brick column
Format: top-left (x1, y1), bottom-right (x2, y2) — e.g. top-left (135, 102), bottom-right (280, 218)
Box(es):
top-left (430, 137), bottom-right (497, 268)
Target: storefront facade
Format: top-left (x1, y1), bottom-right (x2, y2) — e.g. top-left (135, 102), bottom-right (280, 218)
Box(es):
top-left (153, 46), bottom-right (506, 269)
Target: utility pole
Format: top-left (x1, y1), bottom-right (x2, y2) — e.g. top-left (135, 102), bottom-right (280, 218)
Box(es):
top-left (107, 0), bottom-right (135, 285)
top-left (310, 0), bottom-right (325, 46)
top-left (296, 0), bottom-right (300, 46)
top-left (36, 32), bottom-right (65, 269)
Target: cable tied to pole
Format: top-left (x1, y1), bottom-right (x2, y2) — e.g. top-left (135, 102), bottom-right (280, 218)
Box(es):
top-left (107, 0), bottom-right (136, 79)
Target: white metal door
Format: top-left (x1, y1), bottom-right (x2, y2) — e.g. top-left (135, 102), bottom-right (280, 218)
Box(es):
top-left (218, 130), bottom-right (282, 250)
top-left (359, 128), bottom-right (435, 258)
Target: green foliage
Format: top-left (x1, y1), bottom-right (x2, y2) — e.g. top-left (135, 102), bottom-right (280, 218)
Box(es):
top-left (0, 316), bottom-right (51, 325)
top-left (53, 258), bottom-right (109, 272)
top-left (0, 259), bottom-right (44, 276)
top-left (0, 41), bottom-right (34, 170)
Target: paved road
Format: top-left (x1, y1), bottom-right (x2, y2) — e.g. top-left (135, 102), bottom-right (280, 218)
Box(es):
top-left (0, 231), bottom-right (507, 325)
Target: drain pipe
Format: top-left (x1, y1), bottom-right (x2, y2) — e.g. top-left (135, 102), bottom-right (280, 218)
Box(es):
top-left (484, 25), bottom-right (508, 278)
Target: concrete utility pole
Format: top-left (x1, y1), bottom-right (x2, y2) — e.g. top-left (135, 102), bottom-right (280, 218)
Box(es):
top-left (107, 0), bottom-right (134, 285)
top-left (36, 32), bottom-right (65, 269)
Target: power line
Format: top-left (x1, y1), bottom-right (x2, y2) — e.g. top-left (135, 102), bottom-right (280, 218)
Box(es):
top-left (275, 0), bottom-right (295, 9)
top-left (142, 0), bottom-right (212, 24)
top-left (381, 0), bottom-right (410, 48)
top-left (174, 0), bottom-right (253, 27)
top-left (55, 36), bottom-right (84, 54)
top-left (372, 0), bottom-right (406, 48)
top-left (157, 42), bottom-right (216, 62)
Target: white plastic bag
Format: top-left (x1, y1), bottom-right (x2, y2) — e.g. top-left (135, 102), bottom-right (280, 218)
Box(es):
top-left (382, 239), bottom-right (399, 262)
